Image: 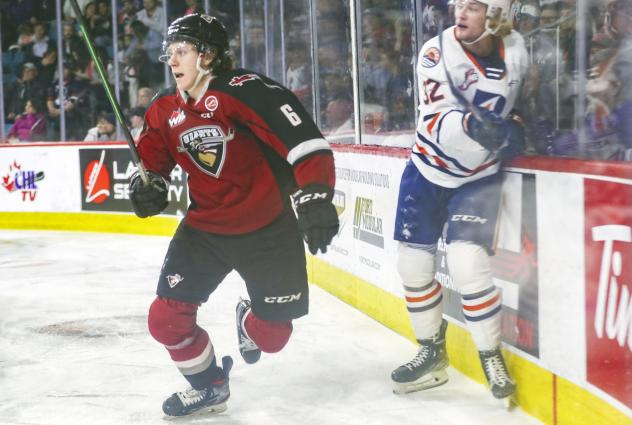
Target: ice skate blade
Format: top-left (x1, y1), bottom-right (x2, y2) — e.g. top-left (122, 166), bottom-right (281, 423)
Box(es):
top-left (393, 369), bottom-right (449, 395)
top-left (498, 395), bottom-right (516, 411)
top-left (163, 401), bottom-right (228, 420)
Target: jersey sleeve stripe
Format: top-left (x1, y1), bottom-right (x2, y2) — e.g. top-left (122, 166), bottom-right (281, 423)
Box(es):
top-left (416, 130), bottom-right (472, 172)
top-left (287, 138), bottom-right (331, 165)
top-left (426, 113), bottom-right (441, 134)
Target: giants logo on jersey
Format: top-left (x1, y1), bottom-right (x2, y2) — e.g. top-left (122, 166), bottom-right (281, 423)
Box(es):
top-left (178, 126), bottom-right (235, 177)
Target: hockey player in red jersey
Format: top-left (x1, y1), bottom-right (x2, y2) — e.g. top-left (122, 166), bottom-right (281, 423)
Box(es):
top-left (128, 14), bottom-right (339, 418)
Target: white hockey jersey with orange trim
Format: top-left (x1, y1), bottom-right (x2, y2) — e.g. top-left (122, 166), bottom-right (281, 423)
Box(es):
top-left (412, 27), bottom-right (528, 188)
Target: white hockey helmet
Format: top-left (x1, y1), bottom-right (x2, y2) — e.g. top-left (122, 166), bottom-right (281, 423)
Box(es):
top-left (455, 0), bottom-right (513, 44)
top-left (475, 0), bottom-right (511, 35)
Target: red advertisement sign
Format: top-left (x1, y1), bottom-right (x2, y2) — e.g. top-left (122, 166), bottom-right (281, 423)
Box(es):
top-left (585, 179), bottom-right (632, 410)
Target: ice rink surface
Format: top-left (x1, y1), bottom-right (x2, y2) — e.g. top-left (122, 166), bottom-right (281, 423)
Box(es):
top-left (0, 230), bottom-right (541, 425)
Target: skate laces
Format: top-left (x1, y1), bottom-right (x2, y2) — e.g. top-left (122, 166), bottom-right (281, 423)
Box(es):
top-left (405, 346), bottom-right (431, 371)
top-left (177, 387), bottom-right (207, 407)
top-left (484, 354), bottom-right (510, 386)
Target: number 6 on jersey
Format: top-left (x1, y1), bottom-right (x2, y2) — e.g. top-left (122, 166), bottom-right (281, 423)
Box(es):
top-left (280, 104), bottom-right (302, 126)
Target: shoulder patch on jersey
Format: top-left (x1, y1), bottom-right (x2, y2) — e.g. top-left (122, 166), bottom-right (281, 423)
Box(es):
top-left (228, 74), bottom-right (258, 87)
top-left (204, 95), bottom-right (219, 112)
top-left (422, 47), bottom-right (441, 68)
top-left (228, 72), bottom-right (284, 90)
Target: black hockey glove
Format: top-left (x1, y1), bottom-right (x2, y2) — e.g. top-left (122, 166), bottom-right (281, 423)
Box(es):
top-left (292, 184), bottom-right (339, 255)
top-left (128, 170), bottom-right (169, 218)
top-left (465, 108), bottom-right (525, 157)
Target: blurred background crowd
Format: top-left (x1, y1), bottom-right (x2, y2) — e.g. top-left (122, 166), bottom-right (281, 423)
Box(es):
top-left (1, 0), bottom-right (630, 162)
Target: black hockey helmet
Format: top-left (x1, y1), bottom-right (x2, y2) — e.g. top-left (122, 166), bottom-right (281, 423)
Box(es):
top-left (163, 13), bottom-right (229, 55)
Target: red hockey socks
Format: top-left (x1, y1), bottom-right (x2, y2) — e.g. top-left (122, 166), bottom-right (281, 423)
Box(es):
top-left (243, 311), bottom-right (293, 353)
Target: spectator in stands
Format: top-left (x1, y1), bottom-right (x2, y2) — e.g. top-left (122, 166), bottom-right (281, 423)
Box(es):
top-left (126, 20), bottom-right (163, 87)
top-left (286, 42), bottom-right (312, 109)
top-left (136, 86), bottom-right (156, 108)
top-left (84, 112), bottom-right (116, 141)
top-left (515, 1), bottom-right (540, 35)
top-left (5, 62), bottom-right (46, 124)
top-left (324, 97), bottom-right (353, 137)
top-left (86, 0), bottom-right (112, 49)
top-left (46, 60), bottom-right (90, 140)
top-left (539, 1), bottom-right (560, 28)
top-left (361, 36), bottom-right (394, 105)
top-left (136, 0), bottom-right (165, 34)
top-left (62, 0), bottom-right (92, 21)
top-left (30, 21), bottom-right (52, 59)
top-left (118, 0), bottom-right (138, 34)
top-left (362, 103), bottom-right (387, 135)
top-left (127, 106), bottom-right (146, 142)
top-left (35, 49), bottom-right (58, 89)
top-left (7, 99), bottom-right (47, 142)
top-left (600, 0), bottom-right (632, 156)
top-left (549, 0), bottom-right (632, 160)
top-left (62, 21), bottom-right (90, 71)
top-left (77, 46), bottom-right (115, 117)
top-left (12, 23), bottom-right (34, 51)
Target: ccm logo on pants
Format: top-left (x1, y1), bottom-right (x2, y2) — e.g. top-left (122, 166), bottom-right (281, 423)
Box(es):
top-left (264, 293), bottom-right (302, 303)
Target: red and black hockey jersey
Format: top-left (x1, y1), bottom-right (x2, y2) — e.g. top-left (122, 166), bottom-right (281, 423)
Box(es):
top-left (137, 69), bottom-right (335, 234)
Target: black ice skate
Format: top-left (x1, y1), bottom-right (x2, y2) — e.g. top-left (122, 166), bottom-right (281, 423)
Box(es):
top-left (479, 348), bottom-right (516, 401)
top-left (236, 298), bottom-right (261, 364)
top-left (391, 319), bottom-right (449, 394)
top-left (162, 356), bottom-right (233, 418)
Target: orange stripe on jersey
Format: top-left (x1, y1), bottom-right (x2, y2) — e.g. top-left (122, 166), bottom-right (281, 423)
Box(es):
top-left (415, 143), bottom-right (449, 168)
top-left (426, 113), bottom-right (441, 134)
top-left (406, 283), bottom-right (442, 303)
top-left (458, 29), bottom-right (506, 79)
top-left (463, 294), bottom-right (500, 311)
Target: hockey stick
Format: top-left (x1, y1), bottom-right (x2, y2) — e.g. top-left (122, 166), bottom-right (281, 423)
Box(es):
top-left (68, 0), bottom-right (150, 185)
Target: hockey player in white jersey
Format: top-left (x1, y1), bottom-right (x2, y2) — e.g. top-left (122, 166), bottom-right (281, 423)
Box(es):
top-left (391, 0), bottom-right (528, 402)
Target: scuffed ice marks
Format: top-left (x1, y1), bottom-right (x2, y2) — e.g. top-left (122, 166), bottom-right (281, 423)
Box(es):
top-left (33, 315), bottom-right (147, 338)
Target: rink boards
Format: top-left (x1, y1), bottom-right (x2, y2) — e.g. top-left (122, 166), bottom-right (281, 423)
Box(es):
top-left (0, 142), bottom-right (630, 425)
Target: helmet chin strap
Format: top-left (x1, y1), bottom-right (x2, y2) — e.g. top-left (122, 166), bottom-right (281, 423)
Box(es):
top-left (461, 28), bottom-right (491, 45)
top-left (187, 55), bottom-right (213, 101)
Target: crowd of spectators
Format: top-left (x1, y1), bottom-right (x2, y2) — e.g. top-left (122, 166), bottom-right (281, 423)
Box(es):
top-left (1, 0), bottom-right (236, 142)
top-left (1, 0), bottom-right (630, 161)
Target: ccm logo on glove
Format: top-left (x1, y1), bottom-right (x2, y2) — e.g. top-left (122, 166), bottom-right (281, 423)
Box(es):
top-left (291, 184), bottom-right (339, 255)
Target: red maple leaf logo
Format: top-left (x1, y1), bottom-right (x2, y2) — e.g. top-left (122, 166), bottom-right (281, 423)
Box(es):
top-left (2, 174), bottom-right (15, 192)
